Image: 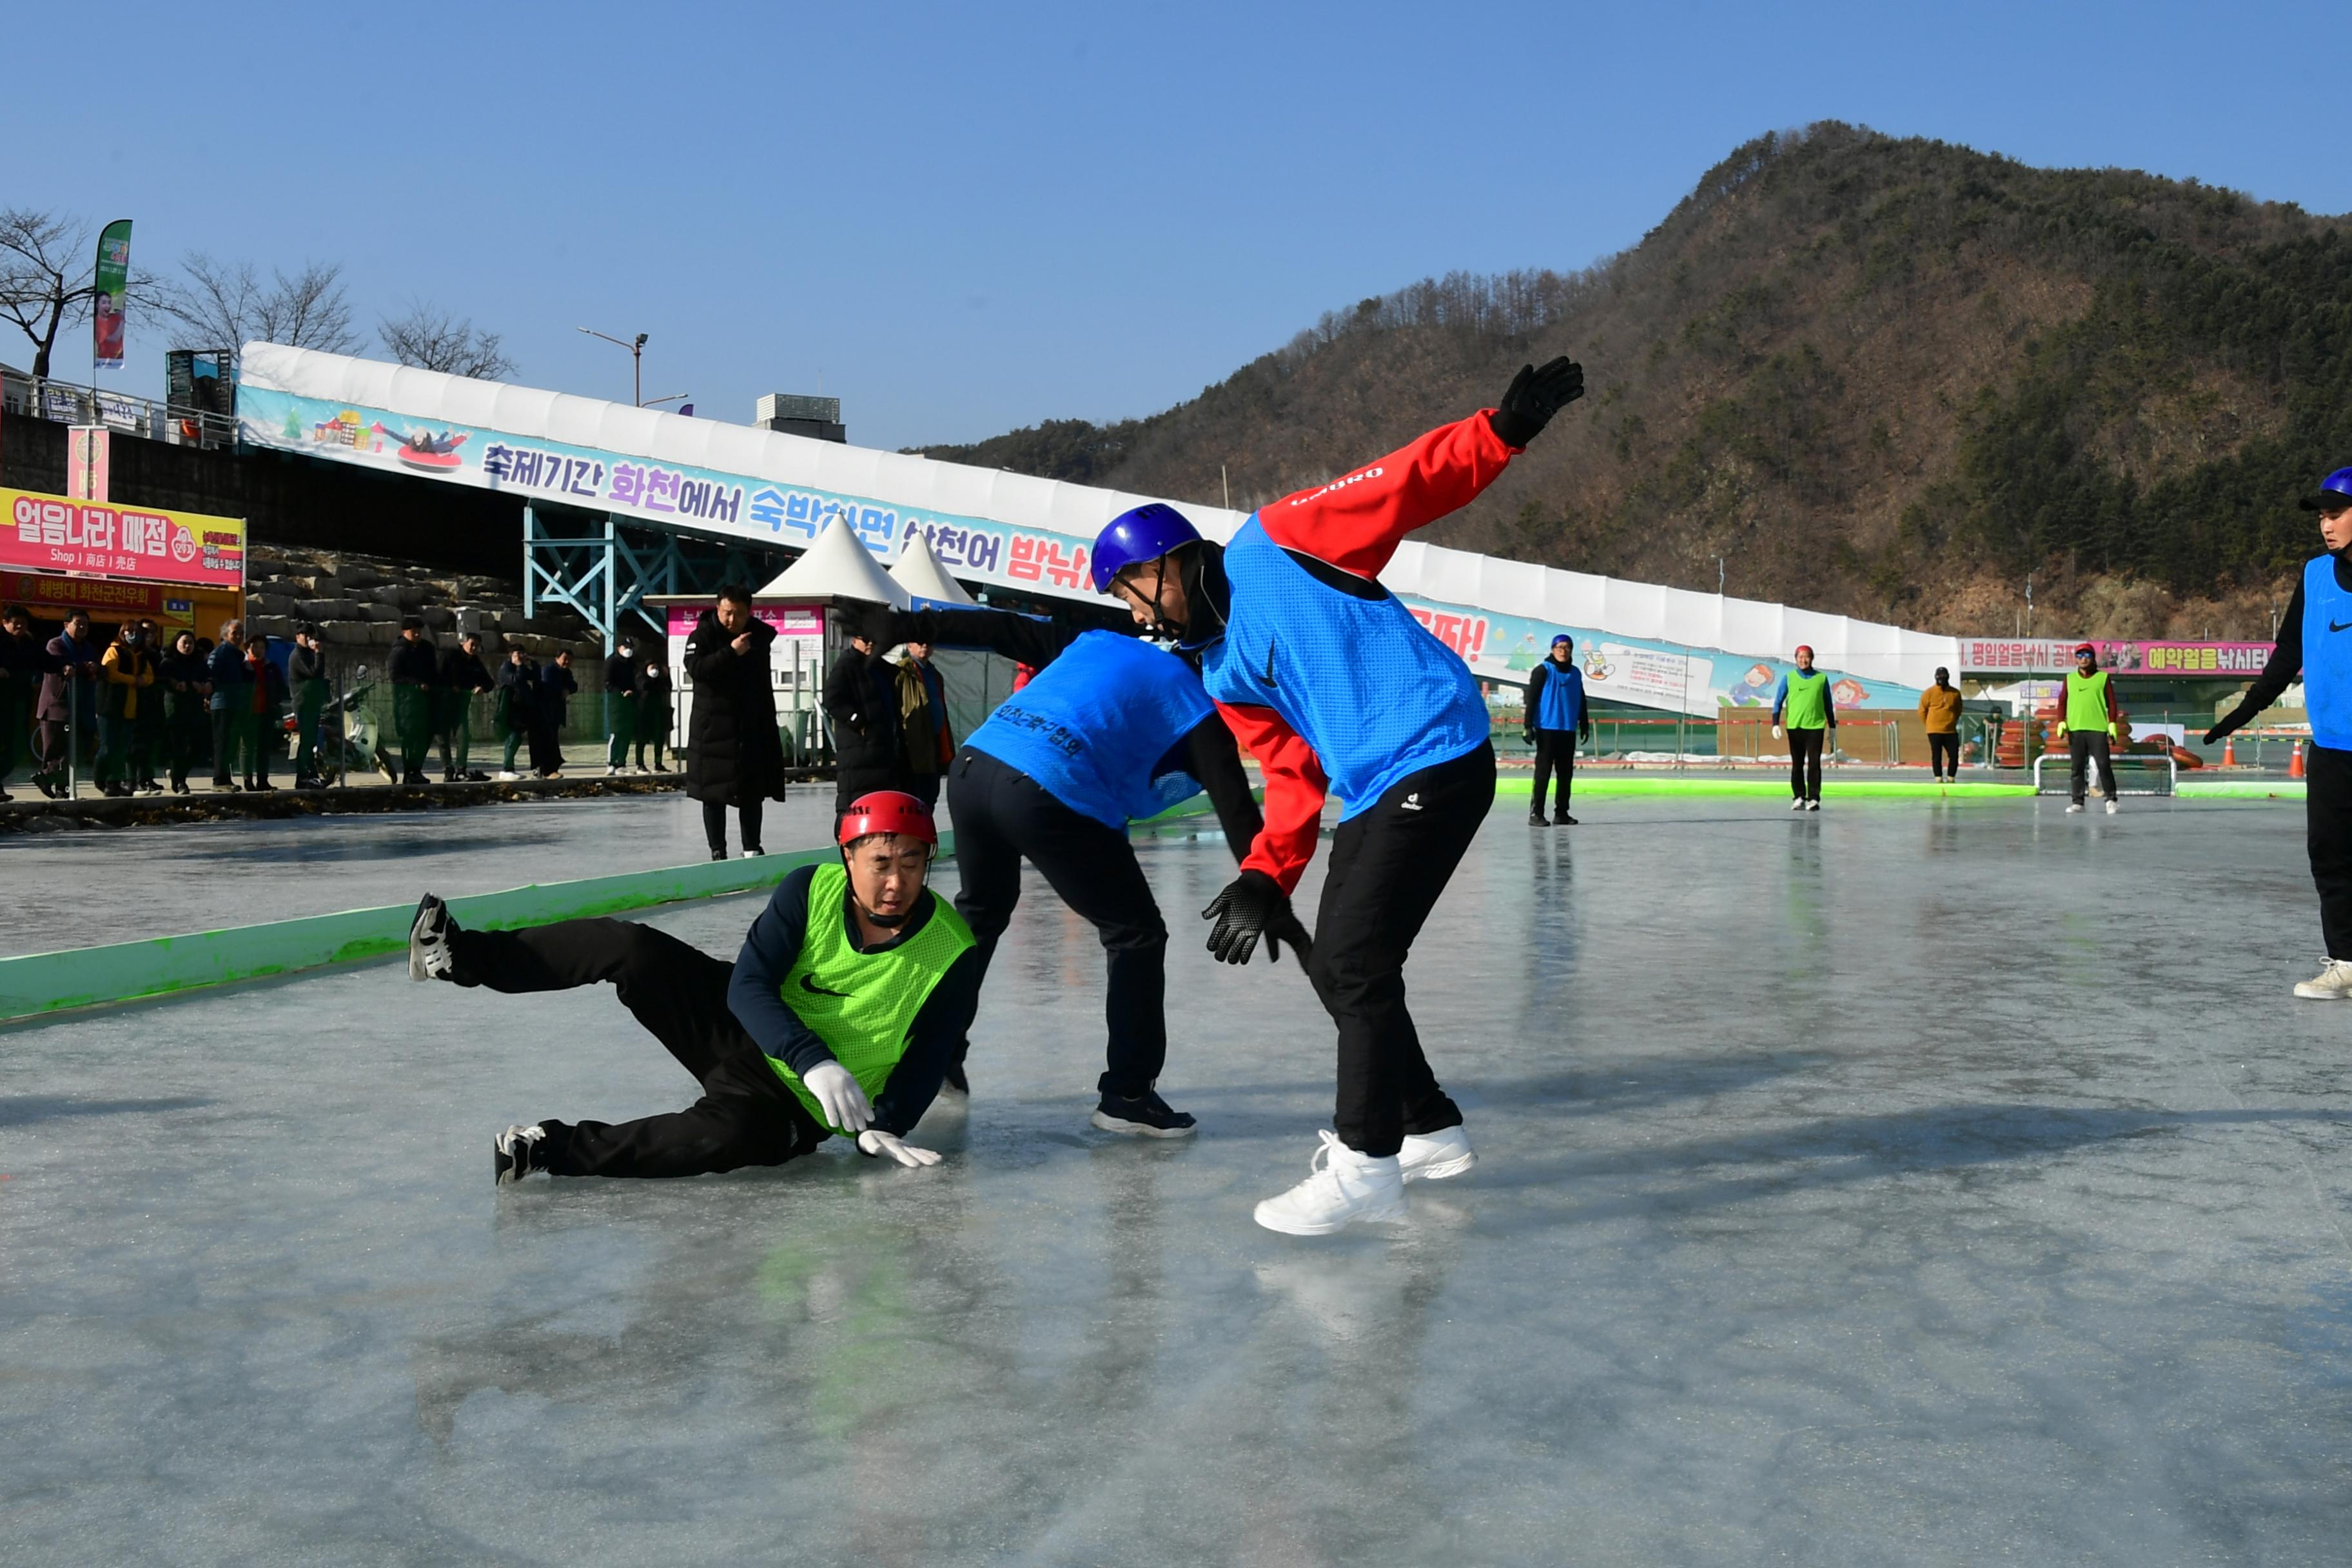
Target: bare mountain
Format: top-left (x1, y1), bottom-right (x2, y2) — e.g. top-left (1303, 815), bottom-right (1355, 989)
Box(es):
top-left (912, 122), bottom-right (2352, 639)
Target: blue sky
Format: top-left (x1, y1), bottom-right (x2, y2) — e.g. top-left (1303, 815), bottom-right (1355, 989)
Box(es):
top-left (12, 1), bottom-right (2348, 449)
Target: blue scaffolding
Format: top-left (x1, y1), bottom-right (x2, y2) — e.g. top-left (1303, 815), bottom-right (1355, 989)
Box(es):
top-left (522, 505), bottom-right (781, 652)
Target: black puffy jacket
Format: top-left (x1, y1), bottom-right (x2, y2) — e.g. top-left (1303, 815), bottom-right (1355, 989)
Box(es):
top-left (683, 610), bottom-right (786, 804)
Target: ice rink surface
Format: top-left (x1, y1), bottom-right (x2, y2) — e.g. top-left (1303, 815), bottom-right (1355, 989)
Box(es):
top-left (5, 794), bottom-right (2351, 1565)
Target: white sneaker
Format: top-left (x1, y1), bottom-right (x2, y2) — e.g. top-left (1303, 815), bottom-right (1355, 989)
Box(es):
top-left (407, 894), bottom-right (456, 982)
top-left (1397, 1125), bottom-right (1476, 1183)
top-left (1790, 798), bottom-right (1807, 811)
top-left (1805, 799), bottom-right (1821, 812)
top-left (2105, 799), bottom-right (2119, 814)
top-left (1253, 1130), bottom-right (1407, 1236)
top-left (2294, 959), bottom-right (2352, 999)
top-left (605, 764), bottom-right (621, 777)
top-left (2064, 803), bottom-right (2084, 814)
top-left (496, 770), bottom-right (520, 781)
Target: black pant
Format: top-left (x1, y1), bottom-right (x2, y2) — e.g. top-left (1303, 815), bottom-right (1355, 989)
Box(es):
top-left (527, 716), bottom-right (564, 775)
top-left (946, 746), bottom-right (1168, 1097)
top-left (2308, 744), bottom-right (2352, 960)
top-left (1928, 732), bottom-right (1958, 780)
top-left (449, 917), bottom-right (824, 1177)
top-left (1531, 730), bottom-right (1578, 814)
top-left (906, 770), bottom-right (942, 810)
top-left (1788, 726), bottom-right (1826, 801)
top-left (701, 797), bottom-right (765, 856)
top-left (2068, 732), bottom-right (2116, 804)
top-left (1310, 743), bottom-right (1491, 1158)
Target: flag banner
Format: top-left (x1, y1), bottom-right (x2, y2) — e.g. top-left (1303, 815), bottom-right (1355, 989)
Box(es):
top-left (92, 219), bottom-right (132, 371)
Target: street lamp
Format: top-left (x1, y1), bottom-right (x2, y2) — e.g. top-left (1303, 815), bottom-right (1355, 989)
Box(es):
top-left (577, 326), bottom-right (649, 406)
top-left (640, 393), bottom-right (691, 409)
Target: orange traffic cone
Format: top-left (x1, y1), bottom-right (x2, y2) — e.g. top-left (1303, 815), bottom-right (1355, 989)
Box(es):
top-left (2222, 736), bottom-right (2237, 767)
top-left (2291, 740), bottom-right (2306, 779)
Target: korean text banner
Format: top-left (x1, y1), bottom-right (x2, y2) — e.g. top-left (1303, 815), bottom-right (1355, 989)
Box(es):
top-left (1957, 638), bottom-right (2273, 675)
top-left (3, 487), bottom-right (246, 589)
top-left (92, 220), bottom-right (131, 371)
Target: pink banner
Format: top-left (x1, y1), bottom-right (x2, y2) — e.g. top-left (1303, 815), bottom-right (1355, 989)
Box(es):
top-left (1958, 638), bottom-right (2272, 676)
top-left (3, 487), bottom-right (245, 589)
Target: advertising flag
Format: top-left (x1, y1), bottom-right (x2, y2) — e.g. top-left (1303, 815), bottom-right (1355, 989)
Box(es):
top-left (92, 219), bottom-right (132, 371)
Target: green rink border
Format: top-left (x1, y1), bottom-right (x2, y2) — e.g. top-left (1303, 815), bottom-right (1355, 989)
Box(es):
top-left (1495, 774), bottom-right (2035, 800)
top-left (2177, 778), bottom-right (2306, 800)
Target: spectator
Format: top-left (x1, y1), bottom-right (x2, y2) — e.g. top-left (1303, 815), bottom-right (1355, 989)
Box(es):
top-left (1521, 633), bottom-right (1593, 826)
top-left (603, 633), bottom-right (641, 777)
top-left (1771, 644), bottom-right (1836, 812)
top-left (246, 632), bottom-right (284, 792)
top-left (36, 610), bottom-right (102, 797)
top-left (2056, 642), bottom-right (2126, 816)
top-left (158, 629), bottom-right (211, 794)
top-left (685, 583), bottom-right (788, 859)
top-left (96, 619), bottom-right (156, 797)
top-left (494, 647), bottom-right (536, 779)
top-left (206, 619), bottom-right (255, 790)
top-left (532, 649), bottom-right (576, 778)
top-left (289, 625), bottom-right (331, 789)
top-left (1, 602), bottom-right (63, 803)
top-left (824, 620), bottom-right (905, 816)
top-left (635, 653), bottom-right (673, 773)
top-left (388, 616), bottom-right (438, 787)
top-left (1919, 666), bottom-right (1963, 783)
top-left (436, 631), bottom-right (493, 783)
top-left (894, 638), bottom-right (954, 810)
top-left (131, 620), bottom-right (167, 793)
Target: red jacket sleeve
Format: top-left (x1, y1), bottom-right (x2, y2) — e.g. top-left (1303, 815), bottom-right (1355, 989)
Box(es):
top-left (1257, 411), bottom-right (1521, 577)
top-left (1214, 701), bottom-right (1326, 894)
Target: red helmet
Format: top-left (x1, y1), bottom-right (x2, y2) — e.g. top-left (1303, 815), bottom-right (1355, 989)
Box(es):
top-left (837, 790), bottom-right (937, 847)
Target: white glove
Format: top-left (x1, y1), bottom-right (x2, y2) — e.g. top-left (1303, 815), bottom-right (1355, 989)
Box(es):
top-left (1771, 724), bottom-right (1783, 741)
top-left (801, 1061), bottom-right (870, 1133)
top-left (857, 1129), bottom-right (941, 1167)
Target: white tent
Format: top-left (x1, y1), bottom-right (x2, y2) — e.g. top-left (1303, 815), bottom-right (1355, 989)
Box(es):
top-left (888, 529), bottom-right (978, 605)
top-left (755, 514), bottom-right (909, 607)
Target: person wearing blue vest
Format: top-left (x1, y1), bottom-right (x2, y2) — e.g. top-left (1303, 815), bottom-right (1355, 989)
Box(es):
top-left (860, 602), bottom-right (1282, 1135)
top-left (1771, 645), bottom-right (1837, 810)
top-left (1093, 355), bottom-right (1587, 1235)
top-left (407, 791), bottom-right (981, 1180)
top-left (2208, 465), bottom-right (2352, 997)
top-left (1522, 634), bottom-right (1593, 825)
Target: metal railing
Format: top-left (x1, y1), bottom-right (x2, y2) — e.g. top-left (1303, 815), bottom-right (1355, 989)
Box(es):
top-left (2, 375), bottom-right (237, 449)
top-left (2031, 751), bottom-right (2177, 796)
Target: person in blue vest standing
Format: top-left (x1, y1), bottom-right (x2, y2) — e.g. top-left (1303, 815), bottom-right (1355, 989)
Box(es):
top-left (1771, 645), bottom-right (1836, 811)
top-left (1093, 355), bottom-right (1587, 1234)
top-left (861, 602), bottom-right (1282, 1135)
top-left (1522, 634), bottom-right (1593, 825)
top-left (2208, 465), bottom-right (2352, 998)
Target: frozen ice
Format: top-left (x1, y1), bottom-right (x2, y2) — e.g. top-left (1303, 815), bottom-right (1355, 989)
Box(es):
top-left (5, 795), bottom-right (2351, 1563)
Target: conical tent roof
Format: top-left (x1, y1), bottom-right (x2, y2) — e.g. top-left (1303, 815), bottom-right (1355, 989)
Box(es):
top-left (756, 514), bottom-right (909, 607)
top-left (888, 529), bottom-right (978, 605)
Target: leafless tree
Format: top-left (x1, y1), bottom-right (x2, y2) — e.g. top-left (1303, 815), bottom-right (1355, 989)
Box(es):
top-left (378, 299), bottom-right (515, 380)
top-left (161, 254), bottom-right (360, 362)
top-left (0, 207), bottom-right (164, 379)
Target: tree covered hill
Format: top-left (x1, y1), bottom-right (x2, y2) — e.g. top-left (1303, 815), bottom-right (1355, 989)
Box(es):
top-left (911, 123), bottom-right (2352, 639)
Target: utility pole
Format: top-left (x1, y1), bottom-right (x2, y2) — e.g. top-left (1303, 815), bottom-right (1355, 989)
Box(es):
top-left (2024, 572), bottom-right (2034, 640)
top-left (577, 326), bottom-right (649, 405)
top-left (1714, 556), bottom-right (1725, 594)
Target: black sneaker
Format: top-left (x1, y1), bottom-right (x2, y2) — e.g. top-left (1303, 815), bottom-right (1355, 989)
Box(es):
top-left (1091, 1086), bottom-right (1197, 1139)
top-left (942, 1054), bottom-right (970, 1095)
top-left (494, 1123), bottom-right (549, 1184)
top-left (709, 846), bottom-right (728, 862)
top-left (1527, 810), bottom-right (1548, 826)
top-left (408, 893), bottom-right (458, 982)
top-left (1554, 810), bottom-right (1578, 825)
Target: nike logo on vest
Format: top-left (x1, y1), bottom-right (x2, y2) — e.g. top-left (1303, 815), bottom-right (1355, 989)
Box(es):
top-left (2331, 619), bottom-right (2352, 634)
top-left (798, 974), bottom-right (850, 998)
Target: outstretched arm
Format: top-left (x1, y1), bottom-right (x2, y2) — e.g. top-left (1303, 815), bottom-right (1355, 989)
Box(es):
top-left (1257, 358), bottom-right (1583, 576)
top-left (867, 605), bottom-right (1078, 669)
top-left (2210, 585), bottom-right (2303, 742)
top-left (1167, 711), bottom-right (1264, 861)
top-left (1213, 702), bottom-right (1327, 893)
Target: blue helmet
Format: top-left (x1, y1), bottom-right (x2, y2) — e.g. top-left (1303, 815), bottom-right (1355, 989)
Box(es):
top-left (1091, 503), bottom-right (1200, 593)
top-left (2301, 467), bottom-right (2352, 512)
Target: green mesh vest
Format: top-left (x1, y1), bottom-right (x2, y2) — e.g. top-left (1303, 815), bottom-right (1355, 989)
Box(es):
top-left (770, 862), bottom-right (975, 1133)
top-left (2064, 670), bottom-right (2113, 732)
top-left (1782, 669), bottom-right (1831, 729)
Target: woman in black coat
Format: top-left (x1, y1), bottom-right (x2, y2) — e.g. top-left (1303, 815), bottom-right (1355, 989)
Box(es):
top-left (684, 586), bottom-right (786, 859)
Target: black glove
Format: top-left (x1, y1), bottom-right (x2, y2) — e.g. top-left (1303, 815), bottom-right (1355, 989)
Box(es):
top-left (1489, 356), bottom-right (1585, 447)
top-left (1201, 868), bottom-right (1292, 966)
top-left (1522, 729), bottom-right (1536, 748)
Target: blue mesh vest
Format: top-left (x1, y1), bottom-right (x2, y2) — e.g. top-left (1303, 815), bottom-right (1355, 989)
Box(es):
top-left (1534, 663), bottom-right (1583, 730)
top-left (967, 630), bottom-right (1215, 828)
top-left (1199, 518), bottom-right (1489, 818)
top-left (2304, 554), bottom-right (2352, 750)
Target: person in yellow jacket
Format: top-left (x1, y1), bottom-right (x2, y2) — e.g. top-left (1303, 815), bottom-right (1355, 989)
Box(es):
top-left (96, 620), bottom-right (157, 798)
top-left (2055, 642), bottom-right (2127, 814)
top-left (1918, 667), bottom-right (1963, 783)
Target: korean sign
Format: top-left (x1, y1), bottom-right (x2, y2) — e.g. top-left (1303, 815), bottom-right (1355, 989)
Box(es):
top-left (1957, 638), bottom-right (2273, 675)
top-left (2, 487), bottom-right (246, 589)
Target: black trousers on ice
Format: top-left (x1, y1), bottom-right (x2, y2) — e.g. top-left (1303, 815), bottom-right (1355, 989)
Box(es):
top-left (701, 797), bottom-right (765, 856)
top-left (2067, 732), bottom-right (2117, 804)
top-left (1530, 729), bottom-right (1578, 814)
top-left (1787, 726), bottom-right (1826, 801)
top-left (2308, 743), bottom-right (2352, 961)
top-left (1310, 743), bottom-right (1491, 1159)
top-left (450, 917), bottom-right (824, 1177)
top-left (946, 746), bottom-right (1168, 1097)
top-left (1927, 731), bottom-right (1959, 780)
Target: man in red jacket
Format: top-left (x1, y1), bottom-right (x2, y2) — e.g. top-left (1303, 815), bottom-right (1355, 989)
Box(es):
top-left (1093, 358), bottom-right (1585, 1234)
